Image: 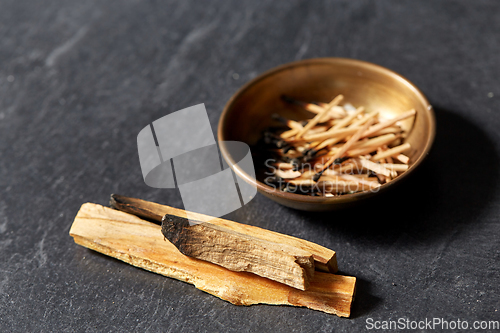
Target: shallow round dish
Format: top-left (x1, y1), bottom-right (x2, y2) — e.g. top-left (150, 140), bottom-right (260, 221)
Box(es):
top-left (218, 58), bottom-right (435, 211)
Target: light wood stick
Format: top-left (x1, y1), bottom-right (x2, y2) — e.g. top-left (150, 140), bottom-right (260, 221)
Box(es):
top-left (311, 107), bottom-right (365, 151)
top-left (109, 195), bottom-right (338, 273)
top-left (361, 109), bottom-right (416, 138)
top-left (286, 179), bottom-right (317, 187)
top-left (332, 107), bottom-right (365, 129)
top-left (338, 174), bottom-right (381, 189)
top-left (317, 180), bottom-right (378, 193)
top-left (346, 134), bottom-right (397, 157)
top-left (273, 162), bottom-right (294, 170)
top-left (287, 120), bottom-right (303, 130)
top-left (379, 163), bottom-right (409, 172)
top-left (371, 143), bottom-right (411, 162)
top-left (288, 127), bottom-right (360, 143)
top-left (280, 128), bottom-right (300, 139)
top-left (357, 158), bottom-right (391, 177)
top-left (296, 95), bottom-right (343, 138)
top-left (349, 111), bottom-right (379, 128)
top-left (317, 103), bottom-right (347, 118)
top-left (314, 137), bottom-right (343, 151)
top-left (369, 126), bottom-right (403, 137)
top-left (70, 204), bottom-right (355, 317)
top-left (314, 118), bottom-right (376, 181)
top-left (162, 214), bottom-right (314, 290)
top-left (275, 169), bottom-right (301, 179)
top-left (302, 102), bottom-right (324, 114)
top-left (395, 154), bottom-right (410, 164)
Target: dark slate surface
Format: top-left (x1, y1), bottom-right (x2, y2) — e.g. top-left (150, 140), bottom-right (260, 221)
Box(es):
top-left (1, 0), bottom-right (499, 332)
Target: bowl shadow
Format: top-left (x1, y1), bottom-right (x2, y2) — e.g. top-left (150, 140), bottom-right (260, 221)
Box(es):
top-left (290, 106), bottom-right (499, 245)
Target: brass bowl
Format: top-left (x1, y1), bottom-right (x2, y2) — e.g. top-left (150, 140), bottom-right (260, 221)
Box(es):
top-left (218, 58), bottom-right (435, 211)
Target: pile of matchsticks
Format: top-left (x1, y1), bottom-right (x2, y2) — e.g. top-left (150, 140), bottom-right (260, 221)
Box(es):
top-left (259, 94), bottom-right (415, 196)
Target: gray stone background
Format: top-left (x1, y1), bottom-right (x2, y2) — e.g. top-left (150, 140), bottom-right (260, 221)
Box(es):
top-left (0, 1), bottom-right (499, 332)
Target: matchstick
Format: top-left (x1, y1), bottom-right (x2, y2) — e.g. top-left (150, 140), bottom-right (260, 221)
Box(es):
top-left (313, 118), bottom-right (376, 181)
top-left (371, 143), bottom-right (411, 162)
top-left (295, 95), bottom-right (344, 138)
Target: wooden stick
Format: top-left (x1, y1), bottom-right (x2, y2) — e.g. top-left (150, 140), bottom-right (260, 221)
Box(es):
top-left (110, 195), bottom-right (338, 273)
top-left (280, 128), bottom-right (300, 139)
top-left (296, 95), bottom-right (343, 138)
top-left (349, 111), bottom-right (379, 128)
top-left (380, 163), bottom-right (409, 172)
top-left (161, 214), bottom-right (314, 290)
top-left (317, 180), bottom-right (378, 193)
top-left (395, 153), bottom-right (410, 164)
top-left (310, 107), bottom-right (365, 151)
top-left (299, 101), bottom-right (344, 120)
top-left (314, 118), bottom-right (376, 181)
top-left (361, 109), bottom-right (416, 138)
top-left (346, 134), bottom-right (398, 157)
top-left (332, 107), bottom-right (365, 129)
top-left (286, 179), bottom-right (318, 187)
top-left (314, 137), bottom-right (343, 151)
top-left (275, 169), bottom-right (301, 179)
top-left (271, 114), bottom-right (304, 131)
top-left (357, 158), bottom-right (391, 177)
top-left (70, 204), bottom-right (355, 317)
top-left (369, 126), bottom-right (403, 137)
top-left (273, 162), bottom-right (295, 170)
top-left (371, 143), bottom-right (411, 162)
top-left (288, 127), bottom-right (360, 143)
top-left (316, 103), bottom-right (347, 120)
top-left (338, 174), bottom-right (381, 189)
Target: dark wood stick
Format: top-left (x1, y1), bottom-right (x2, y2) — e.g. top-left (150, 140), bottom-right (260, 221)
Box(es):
top-left (109, 194), bottom-right (338, 273)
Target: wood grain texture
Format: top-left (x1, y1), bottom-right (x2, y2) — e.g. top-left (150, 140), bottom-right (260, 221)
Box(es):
top-left (69, 203), bottom-right (355, 317)
top-left (161, 214), bottom-right (314, 290)
top-left (110, 194), bottom-right (338, 273)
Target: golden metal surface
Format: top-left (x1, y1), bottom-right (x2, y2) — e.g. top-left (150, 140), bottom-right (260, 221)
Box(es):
top-left (218, 58), bottom-right (436, 211)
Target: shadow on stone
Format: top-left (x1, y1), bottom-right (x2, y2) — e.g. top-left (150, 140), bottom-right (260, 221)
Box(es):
top-left (292, 107), bottom-right (500, 245)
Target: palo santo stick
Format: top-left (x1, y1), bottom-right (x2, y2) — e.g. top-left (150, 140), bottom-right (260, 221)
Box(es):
top-left (395, 153), bottom-right (410, 164)
top-left (161, 214), bottom-right (314, 290)
top-left (296, 95), bottom-right (343, 138)
top-left (70, 204), bottom-right (355, 317)
top-left (371, 143), bottom-right (411, 162)
top-left (314, 118), bottom-right (376, 181)
top-left (110, 195), bottom-right (338, 273)
top-left (361, 109), bottom-right (416, 138)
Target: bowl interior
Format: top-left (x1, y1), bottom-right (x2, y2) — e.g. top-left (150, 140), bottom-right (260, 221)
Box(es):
top-left (218, 58), bottom-right (435, 210)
